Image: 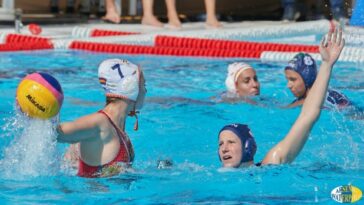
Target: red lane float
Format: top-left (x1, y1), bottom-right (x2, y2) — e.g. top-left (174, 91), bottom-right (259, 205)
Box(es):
top-left (91, 29), bottom-right (140, 37)
top-left (0, 42), bottom-right (53, 51)
top-left (155, 36), bottom-right (319, 53)
top-left (5, 34), bottom-right (51, 44)
top-left (71, 27), bottom-right (141, 37)
top-left (70, 41), bottom-right (262, 58)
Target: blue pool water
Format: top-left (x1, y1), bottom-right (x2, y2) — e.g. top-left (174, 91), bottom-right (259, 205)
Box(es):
top-left (0, 50), bottom-right (363, 204)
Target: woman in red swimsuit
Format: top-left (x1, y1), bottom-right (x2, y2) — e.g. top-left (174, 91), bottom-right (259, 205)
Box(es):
top-left (57, 59), bottom-right (146, 178)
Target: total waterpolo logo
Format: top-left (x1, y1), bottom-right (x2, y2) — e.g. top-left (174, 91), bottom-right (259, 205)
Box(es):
top-left (331, 185), bottom-right (362, 203)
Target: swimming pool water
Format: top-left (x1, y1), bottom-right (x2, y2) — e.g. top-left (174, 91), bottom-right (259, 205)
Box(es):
top-left (0, 50), bottom-right (363, 204)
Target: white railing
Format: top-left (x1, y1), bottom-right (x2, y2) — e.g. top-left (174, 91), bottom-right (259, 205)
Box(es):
top-left (0, 0), bottom-right (14, 20)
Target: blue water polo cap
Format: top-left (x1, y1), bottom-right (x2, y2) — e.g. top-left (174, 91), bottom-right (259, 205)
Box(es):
top-left (285, 53), bottom-right (317, 89)
top-left (219, 123), bottom-right (257, 163)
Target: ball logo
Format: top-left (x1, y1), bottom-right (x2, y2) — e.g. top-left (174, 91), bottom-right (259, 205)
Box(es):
top-left (26, 94), bottom-right (46, 112)
top-left (331, 185), bottom-right (362, 203)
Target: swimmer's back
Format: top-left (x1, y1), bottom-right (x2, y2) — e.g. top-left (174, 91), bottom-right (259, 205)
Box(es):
top-left (60, 112), bottom-right (124, 166)
top-left (79, 112), bottom-right (128, 166)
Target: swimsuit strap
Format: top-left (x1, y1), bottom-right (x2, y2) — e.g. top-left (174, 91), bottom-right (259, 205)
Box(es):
top-left (97, 110), bottom-right (131, 163)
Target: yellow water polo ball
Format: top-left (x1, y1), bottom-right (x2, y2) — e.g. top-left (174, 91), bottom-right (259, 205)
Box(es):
top-left (16, 72), bottom-right (64, 119)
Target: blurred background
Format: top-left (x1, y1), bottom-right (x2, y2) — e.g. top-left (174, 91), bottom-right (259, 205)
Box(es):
top-left (0, 0), bottom-right (354, 24)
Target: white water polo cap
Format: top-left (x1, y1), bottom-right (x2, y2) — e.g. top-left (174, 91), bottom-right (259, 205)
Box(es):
top-left (225, 62), bottom-right (253, 93)
top-left (98, 59), bottom-right (140, 101)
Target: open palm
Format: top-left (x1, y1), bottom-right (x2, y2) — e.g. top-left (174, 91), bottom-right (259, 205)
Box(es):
top-left (319, 28), bottom-right (345, 66)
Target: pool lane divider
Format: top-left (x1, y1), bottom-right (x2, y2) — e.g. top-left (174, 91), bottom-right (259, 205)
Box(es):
top-left (71, 27), bottom-right (141, 38)
top-left (91, 29), bottom-right (140, 37)
top-left (69, 41), bottom-right (263, 58)
top-left (153, 35), bottom-right (364, 57)
top-left (68, 39), bottom-right (364, 63)
top-left (4, 34), bottom-right (51, 45)
top-left (0, 34), bottom-right (53, 51)
top-left (0, 31), bottom-right (363, 63)
top-left (155, 35), bottom-right (319, 52)
top-left (261, 51), bottom-right (364, 63)
top-left (0, 42), bottom-right (53, 51)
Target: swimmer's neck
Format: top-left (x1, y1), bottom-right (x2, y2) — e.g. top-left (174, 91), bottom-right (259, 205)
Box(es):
top-left (297, 88), bottom-right (311, 101)
top-left (103, 100), bottom-right (129, 129)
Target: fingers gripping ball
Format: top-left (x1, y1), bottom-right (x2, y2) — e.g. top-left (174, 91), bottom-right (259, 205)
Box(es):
top-left (16, 72), bottom-right (63, 119)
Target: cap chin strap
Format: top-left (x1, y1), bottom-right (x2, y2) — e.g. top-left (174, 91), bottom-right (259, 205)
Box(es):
top-left (129, 68), bottom-right (141, 131)
top-left (128, 105), bottom-right (139, 131)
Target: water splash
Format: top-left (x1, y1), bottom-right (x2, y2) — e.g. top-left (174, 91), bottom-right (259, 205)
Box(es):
top-left (319, 109), bottom-right (362, 169)
top-left (0, 112), bottom-right (61, 179)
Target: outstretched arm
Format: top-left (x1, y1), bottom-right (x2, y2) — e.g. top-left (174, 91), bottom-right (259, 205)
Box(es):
top-left (262, 28), bottom-right (345, 164)
top-left (57, 113), bottom-right (101, 143)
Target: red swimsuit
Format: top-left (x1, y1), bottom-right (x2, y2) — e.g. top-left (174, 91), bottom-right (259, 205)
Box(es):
top-left (77, 110), bottom-right (134, 178)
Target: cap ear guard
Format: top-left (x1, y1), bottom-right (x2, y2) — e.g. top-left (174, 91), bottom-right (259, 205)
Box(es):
top-left (118, 73), bottom-right (139, 99)
top-left (241, 137), bottom-right (257, 163)
top-left (225, 73), bottom-right (236, 93)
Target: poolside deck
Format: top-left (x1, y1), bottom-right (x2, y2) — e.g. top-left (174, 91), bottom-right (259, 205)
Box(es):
top-left (0, 20), bottom-right (307, 40)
